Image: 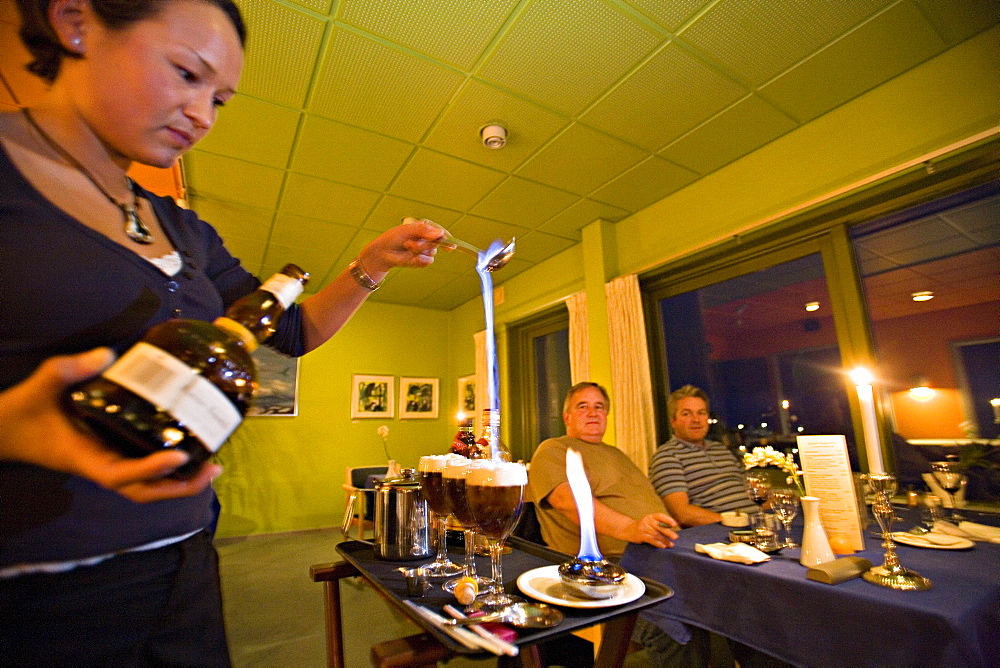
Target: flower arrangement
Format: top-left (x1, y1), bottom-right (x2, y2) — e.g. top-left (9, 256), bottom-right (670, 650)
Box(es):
top-left (743, 446), bottom-right (806, 496)
top-left (377, 425), bottom-right (391, 460)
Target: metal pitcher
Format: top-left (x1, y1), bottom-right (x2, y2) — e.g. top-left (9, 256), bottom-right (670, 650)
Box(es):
top-left (348, 468), bottom-right (430, 560)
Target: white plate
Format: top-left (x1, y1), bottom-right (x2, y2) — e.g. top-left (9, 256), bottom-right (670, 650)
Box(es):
top-left (891, 532), bottom-right (974, 550)
top-left (516, 565), bottom-right (647, 608)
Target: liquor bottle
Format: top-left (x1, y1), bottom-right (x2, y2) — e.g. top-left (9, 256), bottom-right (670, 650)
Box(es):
top-left (64, 264), bottom-right (308, 478)
top-left (475, 408), bottom-right (510, 462)
top-left (450, 416), bottom-right (476, 458)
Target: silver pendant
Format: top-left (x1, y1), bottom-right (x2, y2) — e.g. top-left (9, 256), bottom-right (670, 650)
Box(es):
top-left (122, 204), bottom-right (154, 244)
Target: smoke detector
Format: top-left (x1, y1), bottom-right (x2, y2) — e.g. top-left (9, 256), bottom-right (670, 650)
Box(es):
top-left (480, 124), bottom-right (507, 149)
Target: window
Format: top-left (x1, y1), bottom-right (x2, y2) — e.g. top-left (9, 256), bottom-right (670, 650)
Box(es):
top-left (507, 307), bottom-right (571, 461)
top-left (654, 252), bottom-right (856, 460)
top-left (852, 181), bottom-right (1000, 455)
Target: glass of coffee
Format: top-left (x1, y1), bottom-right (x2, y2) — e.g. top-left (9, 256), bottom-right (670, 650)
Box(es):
top-left (417, 455), bottom-right (464, 577)
top-left (466, 460), bottom-right (527, 612)
top-left (442, 457), bottom-right (493, 594)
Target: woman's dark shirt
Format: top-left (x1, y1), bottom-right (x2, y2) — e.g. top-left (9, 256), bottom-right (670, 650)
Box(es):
top-left (0, 141), bottom-right (304, 566)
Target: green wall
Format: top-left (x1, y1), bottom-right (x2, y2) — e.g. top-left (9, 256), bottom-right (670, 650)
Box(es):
top-left (215, 27), bottom-right (999, 538)
top-left (214, 300), bottom-right (454, 537)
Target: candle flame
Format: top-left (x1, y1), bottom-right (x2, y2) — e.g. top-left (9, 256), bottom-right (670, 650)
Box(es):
top-left (850, 367), bottom-right (873, 385)
top-left (565, 448), bottom-right (603, 561)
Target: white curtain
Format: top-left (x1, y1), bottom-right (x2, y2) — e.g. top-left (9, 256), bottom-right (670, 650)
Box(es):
top-left (605, 275), bottom-right (657, 471)
top-left (565, 291), bottom-right (590, 384)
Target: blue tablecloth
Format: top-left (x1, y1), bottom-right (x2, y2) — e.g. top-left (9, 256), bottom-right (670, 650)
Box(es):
top-left (621, 510), bottom-right (1000, 666)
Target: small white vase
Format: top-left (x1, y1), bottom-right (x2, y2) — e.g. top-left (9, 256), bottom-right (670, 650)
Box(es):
top-left (799, 496), bottom-right (836, 567)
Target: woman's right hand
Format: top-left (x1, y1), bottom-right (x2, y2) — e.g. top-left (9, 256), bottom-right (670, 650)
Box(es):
top-left (0, 349), bottom-right (221, 503)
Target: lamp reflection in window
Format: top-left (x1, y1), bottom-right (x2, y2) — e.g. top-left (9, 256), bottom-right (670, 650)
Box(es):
top-left (909, 378), bottom-right (935, 402)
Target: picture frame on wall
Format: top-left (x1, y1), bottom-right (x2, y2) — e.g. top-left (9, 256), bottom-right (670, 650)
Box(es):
top-left (400, 377), bottom-right (439, 419)
top-left (457, 375), bottom-right (475, 416)
top-left (247, 346), bottom-right (299, 416)
top-left (351, 374), bottom-right (395, 418)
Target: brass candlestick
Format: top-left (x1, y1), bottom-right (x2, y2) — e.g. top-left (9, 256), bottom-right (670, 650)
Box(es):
top-left (862, 474), bottom-right (932, 591)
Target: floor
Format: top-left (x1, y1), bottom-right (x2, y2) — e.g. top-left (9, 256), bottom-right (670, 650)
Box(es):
top-left (216, 528), bottom-right (657, 667)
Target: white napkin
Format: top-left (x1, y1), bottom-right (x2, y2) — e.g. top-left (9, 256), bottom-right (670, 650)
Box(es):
top-left (933, 520), bottom-right (1000, 543)
top-left (695, 542), bottom-right (771, 564)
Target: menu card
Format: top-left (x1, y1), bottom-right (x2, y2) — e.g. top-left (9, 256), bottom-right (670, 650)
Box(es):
top-left (797, 435), bottom-right (865, 551)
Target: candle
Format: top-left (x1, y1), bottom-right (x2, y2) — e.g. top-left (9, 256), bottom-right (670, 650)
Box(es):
top-left (850, 368), bottom-right (884, 474)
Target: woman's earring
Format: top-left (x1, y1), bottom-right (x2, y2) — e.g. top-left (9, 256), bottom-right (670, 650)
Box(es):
top-left (70, 37), bottom-right (82, 52)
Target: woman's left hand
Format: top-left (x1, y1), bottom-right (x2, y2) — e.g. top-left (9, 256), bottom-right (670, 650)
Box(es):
top-left (359, 219), bottom-right (447, 274)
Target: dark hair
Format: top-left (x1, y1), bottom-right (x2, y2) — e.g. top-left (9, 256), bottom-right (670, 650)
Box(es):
top-left (16, 0), bottom-right (247, 83)
top-left (562, 382), bottom-right (611, 415)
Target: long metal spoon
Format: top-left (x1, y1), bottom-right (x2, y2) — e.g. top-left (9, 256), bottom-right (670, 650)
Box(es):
top-left (403, 217), bottom-right (516, 272)
top-left (444, 602), bottom-right (563, 628)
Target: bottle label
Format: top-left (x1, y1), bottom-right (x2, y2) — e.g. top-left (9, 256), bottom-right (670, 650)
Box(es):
top-left (102, 342), bottom-right (241, 452)
top-left (260, 274), bottom-right (304, 309)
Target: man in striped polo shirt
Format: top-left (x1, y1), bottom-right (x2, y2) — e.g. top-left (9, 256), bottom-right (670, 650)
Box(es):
top-left (649, 385), bottom-right (757, 527)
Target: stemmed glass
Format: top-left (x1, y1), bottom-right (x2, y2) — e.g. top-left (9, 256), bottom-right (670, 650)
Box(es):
top-left (862, 473), bottom-right (931, 591)
top-left (930, 461), bottom-right (966, 522)
top-left (417, 455), bottom-right (464, 578)
top-left (745, 470), bottom-right (771, 523)
top-left (442, 458), bottom-right (492, 594)
top-left (769, 489), bottom-right (800, 548)
top-left (465, 460), bottom-right (527, 613)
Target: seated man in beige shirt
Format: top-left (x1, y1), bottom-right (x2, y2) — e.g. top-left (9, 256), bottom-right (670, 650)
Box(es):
top-left (528, 382), bottom-right (677, 557)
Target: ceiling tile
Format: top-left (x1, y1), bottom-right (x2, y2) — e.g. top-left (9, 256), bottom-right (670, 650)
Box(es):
top-left (912, 0), bottom-right (1000, 46)
top-left (235, 0), bottom-right (325, 108)
top-left (582, 43), bottom-right (747, 150)
top-left (269, 212), bottom-right (358, 250)
top-left (336, 0), bottom-right (519, 70)
top-left (622, 0), bottom-right (712, 32)
top-left (183, 151), bottom-right (285, 209)
top-left (423, 79), bottom-right (570, 170)
top-left (280, 172), bottom-right (380, 225)
top-left (420, 273), bottom-right (486, 309)
top-left (477, 0), bottom-right (662, 115)
top-left (389, 149), bottom-right (507, 210)
top-left (292, 115), bottom-right (414, 190)
top-left (680, 0), bottom-right (892, 86)
top-left (287, 0), bottom-right (333, 13)
top-left (446, 215), bottom-right (530, 251)
top-left (760, 1), bottom-right (946, 123)
top-left (364, 195), bottom-right (462, 233)
top-left (195, 94), bottom-right (300, 169)
top-left (510, 230), bottom-right (578, 263)
top-left (259, 241), bottom-right (339, 285)
top-left (536, 198), bottom-right (630, 240)
top-left (310, 27), bottom-right (465, 142)
top-left (320, 228), bottom-right (380, 285)
top-left (659, 94), bottom-right (797, 174)
top-left (187, 196), bottom-right (273, 273)
top-left (590, 155), bottom-right (698, 211)
top-left (516, 124), bottom-right (648, 196)
top-left (369, 264), bottom-right (466, 304)
top-left (470, 177), bottom-right (579, 227)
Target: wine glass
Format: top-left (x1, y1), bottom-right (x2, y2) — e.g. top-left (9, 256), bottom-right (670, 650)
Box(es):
top-left (442, 458), bottom-right (492, 594)
top-left (417, 455), bottom-right (464, 578)
top-left (769, 489), bottom-right (800, 548)
top-left (465, 460), bottom-right (527, 613)
top-left (930, 461), bottom-right (966, 522)
top-left (745, 470), bottom-right (771, 523)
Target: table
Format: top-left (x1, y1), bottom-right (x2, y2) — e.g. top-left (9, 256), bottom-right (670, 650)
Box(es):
top-left (312, 537), bottom-right (673, 668)
top-left (621, 510), bottom-right (1000, 666)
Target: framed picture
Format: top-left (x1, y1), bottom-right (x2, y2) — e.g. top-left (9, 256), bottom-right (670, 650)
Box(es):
top-left (457, 375), bottom-right (476, 415)
top-left (247, 346), bottom-right (299, 416)
top-left (400, 377), bottom-right (439, 419)
top-left (351, 375), bottom-right (395, 418)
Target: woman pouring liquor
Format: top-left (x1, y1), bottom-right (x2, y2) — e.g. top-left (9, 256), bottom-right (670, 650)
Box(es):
top-left (0, 0), bottom-right (445, 663)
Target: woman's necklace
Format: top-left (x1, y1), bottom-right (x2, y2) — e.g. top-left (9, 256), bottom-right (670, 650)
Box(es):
top-left (21, 108), bottom-right (155, 245)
